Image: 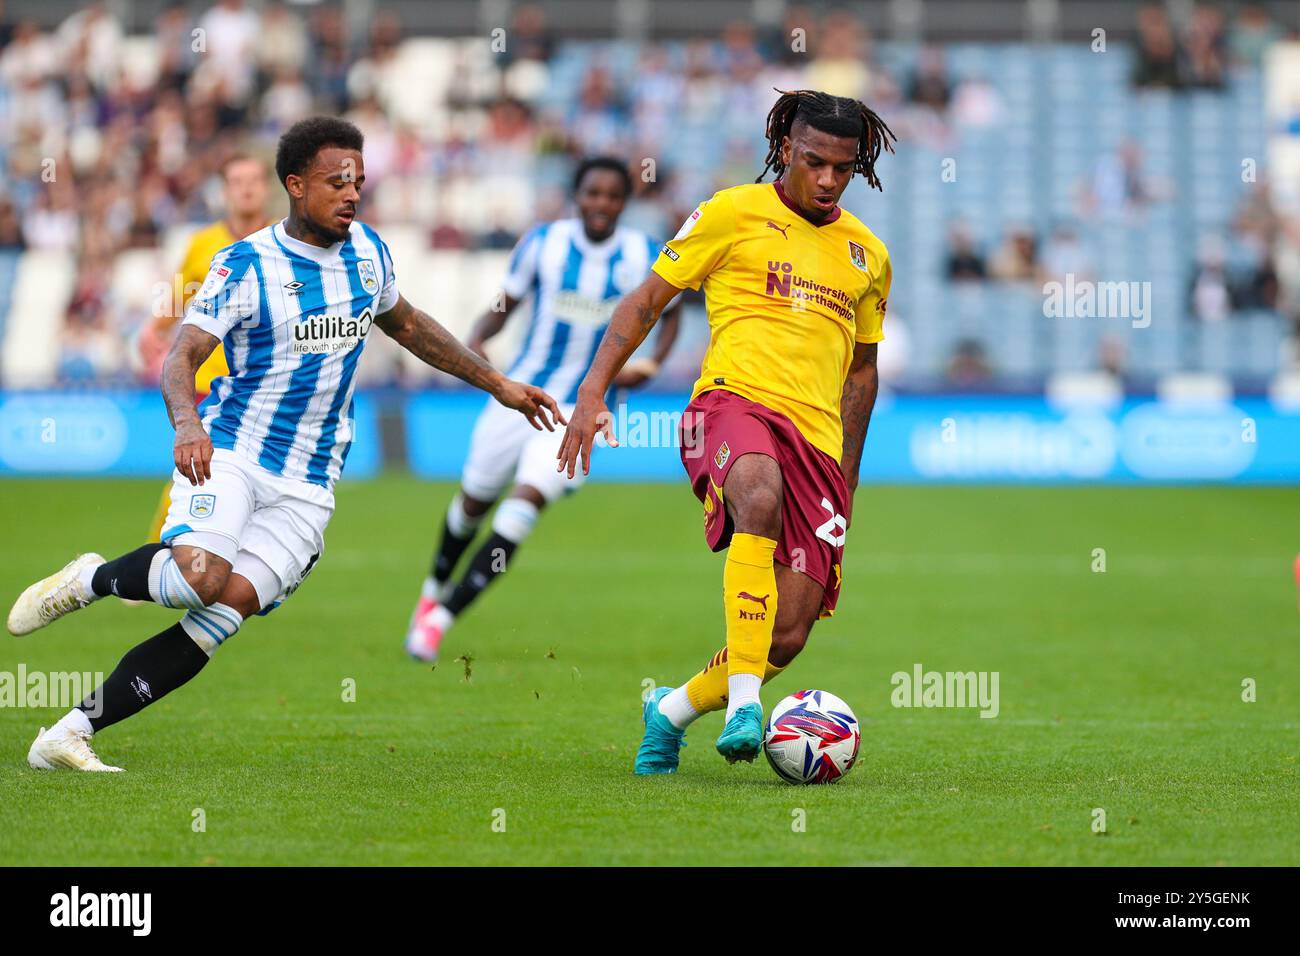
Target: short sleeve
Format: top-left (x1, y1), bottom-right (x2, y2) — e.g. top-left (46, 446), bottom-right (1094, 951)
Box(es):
top-left (651, 192), bottom-right (735, 292)
top-left (502, 225), bottom-right (545, 300)
top-left (376, 237), bottom-right (399, 314)
top-left (854, 249), bottom-right (891, 344)
top-left (182, 251), bottom-right (259, 340)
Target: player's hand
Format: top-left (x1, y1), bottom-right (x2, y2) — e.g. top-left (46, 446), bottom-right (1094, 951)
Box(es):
top-left (174, 420), bottom-right (213, 487)
top-left (611, 357), bottom-right (660, 390)
top-left (494, 379), bottom-right (565, 432)
top-left (556, 391), bottom-right (616, 478)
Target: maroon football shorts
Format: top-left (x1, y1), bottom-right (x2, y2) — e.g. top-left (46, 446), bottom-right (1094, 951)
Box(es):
top-left (679, 389), bottom-right (849, 615)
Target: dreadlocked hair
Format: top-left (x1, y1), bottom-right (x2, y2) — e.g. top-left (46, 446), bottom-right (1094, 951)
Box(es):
top-left (757, 89), bottom-right (897, 191)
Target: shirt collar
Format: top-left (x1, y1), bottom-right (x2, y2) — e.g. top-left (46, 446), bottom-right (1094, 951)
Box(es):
top-left (773, 180), bottom-right (842, 227)
top-left (569, 218), bottom-right (620, 254)
top-left (274, 220), bottom-right (347, 262)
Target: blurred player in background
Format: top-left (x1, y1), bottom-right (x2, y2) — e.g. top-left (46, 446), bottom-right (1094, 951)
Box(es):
top-left (405, 157), bottom-right (683, 662)
top-left (559, 90), bottom-right (895, 773)
top-left (140, 153), bottom-right (273, 542)
top-left (6, 117), bottom-right (562, 772)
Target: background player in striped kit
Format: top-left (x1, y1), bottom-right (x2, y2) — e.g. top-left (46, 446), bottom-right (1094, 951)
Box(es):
top-left (405, 157), bottom-right (682, 662)
top-left (6, 117), bottom-right (563, 771)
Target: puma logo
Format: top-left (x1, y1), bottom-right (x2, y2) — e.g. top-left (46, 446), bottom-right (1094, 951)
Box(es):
top-left (766, 220), bottom-right (790, 239)
top-left (738, 591), bottom-right (769, 611)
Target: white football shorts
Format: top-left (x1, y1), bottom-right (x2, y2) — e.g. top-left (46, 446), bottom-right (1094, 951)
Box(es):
top-left (460, 399), bottom-right (582, 503)
top-left (160, 448), bottom-right (333, 611)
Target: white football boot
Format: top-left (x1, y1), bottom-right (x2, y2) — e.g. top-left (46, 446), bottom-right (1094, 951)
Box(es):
top-left (28, 726), bottom-right (124, 772)
top-left (6, 553), bottom-right (104, 636)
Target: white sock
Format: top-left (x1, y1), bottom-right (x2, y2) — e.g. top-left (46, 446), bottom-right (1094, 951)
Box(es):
top-left (657, 686), bottom-right (698, 730)
top-left (429, 604), bottom-right (454, 633)
top-left (54, 708), bottom-right (94, 737)
top-left (147, 549), bottom-right (204, 610)
top-left (76, 561), bottom-right (102, 598)
top-left (420, 576), bottom-right (439, 601)
top-left (726, 674), bottom-right (762, 720)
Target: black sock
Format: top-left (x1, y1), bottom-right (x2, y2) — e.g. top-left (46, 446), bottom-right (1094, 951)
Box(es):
top-left (444, 532), bottom-right (519, 616)
top-left (431, 517), bottom-right (479, 587)
top-left (80, 622), bottom-right (210, 732)
top-left (91, 543), bottom-right (168, 600)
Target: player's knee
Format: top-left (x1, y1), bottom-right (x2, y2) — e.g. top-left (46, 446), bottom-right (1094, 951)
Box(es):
top-left (769, 623), bottom-right (810, 668)
top-left (457, 490), bottom-right (494, 520)
top-left (160, 546), bottom-right (230, 610)
top-left (725, 455), bottom-right (783, 538)
top-left (731, 487), bottom-right (782, 539)
top-left (187, 569), bottom-right (229, 608)
top-left (173, 552), bottom-right (231, 607)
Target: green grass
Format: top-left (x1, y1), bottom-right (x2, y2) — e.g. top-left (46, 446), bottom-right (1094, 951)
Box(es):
top-left (0, 477), bottom-right (1296, 865)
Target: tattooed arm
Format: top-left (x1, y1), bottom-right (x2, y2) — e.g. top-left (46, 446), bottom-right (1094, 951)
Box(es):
top-left (556, 272), bottom-right (683, 477)
top-left (162, 325), bottom-right (219, 486)
top-left (839, 341), bottom-right (879, 513)
top-left (375, 294), bottom-right (563, 431)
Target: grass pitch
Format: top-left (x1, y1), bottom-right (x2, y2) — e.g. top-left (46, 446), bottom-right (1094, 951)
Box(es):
top-left (0, 476), bottom-right (1295, 865)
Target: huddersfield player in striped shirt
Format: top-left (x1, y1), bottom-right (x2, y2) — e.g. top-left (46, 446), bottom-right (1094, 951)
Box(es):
top-left (404, 157), bottom-right (682, 662)
top-left (7, 117), bottom-right (562, 772)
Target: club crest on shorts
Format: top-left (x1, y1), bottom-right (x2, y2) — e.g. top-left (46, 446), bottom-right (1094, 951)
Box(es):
top-left (358, 259), bottom-right (379, 294)
top-left (848, 240), bottom-right (868, 272)
top-left (714, 440), bottom-right (731, 470)
top-left (189, 494), bottom-right (216, 518)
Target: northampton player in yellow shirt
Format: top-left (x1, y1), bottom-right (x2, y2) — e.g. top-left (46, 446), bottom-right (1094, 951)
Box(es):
top-left (141, 154), bottom-right (271, 541)
top-left (558, 90), bottom-right (895, 773)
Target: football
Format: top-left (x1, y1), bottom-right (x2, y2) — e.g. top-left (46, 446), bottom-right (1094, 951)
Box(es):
top-left (763, 690), bottom-right (862, 785)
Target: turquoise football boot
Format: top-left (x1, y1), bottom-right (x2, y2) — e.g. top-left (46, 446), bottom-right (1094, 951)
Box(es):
top-left (715, 702), bottom-right (763, 763)
top-left (634, 686), bottom-right (686, 775)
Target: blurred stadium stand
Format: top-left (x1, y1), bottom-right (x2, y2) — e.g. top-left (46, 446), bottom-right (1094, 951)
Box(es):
top-left (1, 0), bottom-right (1299, 396)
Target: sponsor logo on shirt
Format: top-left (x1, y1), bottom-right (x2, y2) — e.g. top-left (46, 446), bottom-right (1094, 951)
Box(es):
top-left (673, 206), bottom-right (703, 241)
top-left (291, 307), bottom-right (373, 354)
top-left (551, 291), bottom-right (617, 327)
top-left (764, 260), bottom-right (856, 321)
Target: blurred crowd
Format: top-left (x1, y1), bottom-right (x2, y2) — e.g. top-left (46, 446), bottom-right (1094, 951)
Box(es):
top-left (0, 1), bottom-right (1297, 387)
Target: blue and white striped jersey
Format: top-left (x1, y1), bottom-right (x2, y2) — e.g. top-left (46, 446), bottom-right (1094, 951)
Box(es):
top-left (182, 220), bottom-right (398, 490)
top-left (502, 218), bottom-right (661, 404)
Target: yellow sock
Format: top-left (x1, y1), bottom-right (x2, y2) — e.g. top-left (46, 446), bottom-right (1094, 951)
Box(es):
top-left (685, 648), bottom-right (786, 715)
top-left (146, 481), bottom-right (171, 542)
top-left (723, 532), bottom-right (778, 677)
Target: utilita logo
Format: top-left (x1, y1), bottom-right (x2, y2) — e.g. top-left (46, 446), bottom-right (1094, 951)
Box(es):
top-left (291, 307), bottom-right (373, 354)
top-left (50, 886), bottom-right (151, 936)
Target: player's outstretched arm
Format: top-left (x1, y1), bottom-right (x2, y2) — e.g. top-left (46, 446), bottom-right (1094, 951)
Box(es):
top-left (464, 293), bottom-right (521, 360)
top-left (839, 341), bottom-right (879, 514)
top-left (375, 294), bottom-right (564, 432)
top-left (557, 271), bottom-right (682, 478)
top-left (161, 325), bottom-right (220, 486)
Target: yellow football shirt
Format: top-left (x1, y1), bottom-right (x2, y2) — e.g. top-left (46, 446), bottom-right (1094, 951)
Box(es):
top-left (652, 182), bottom-right (891, 463)
top-left (177, 221), bottom-right (240, 393)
